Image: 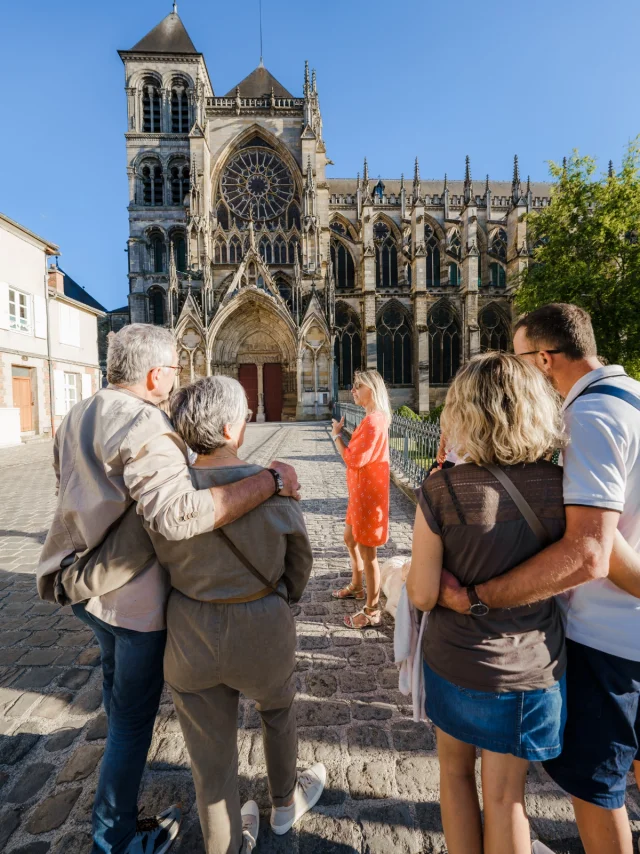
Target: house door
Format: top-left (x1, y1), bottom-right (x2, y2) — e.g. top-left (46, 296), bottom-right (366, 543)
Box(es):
top-left (238, 364), bottom-right (258, 422)
top-left (264, 363), bottom-right (283, 422)
top-left (12, 372), bottom-right (33, 432)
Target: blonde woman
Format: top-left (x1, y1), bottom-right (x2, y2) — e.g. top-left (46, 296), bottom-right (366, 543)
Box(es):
top-left (331, 370), bottom-right (391, 629)
top-left (407, 353), bottom-right (567, 854)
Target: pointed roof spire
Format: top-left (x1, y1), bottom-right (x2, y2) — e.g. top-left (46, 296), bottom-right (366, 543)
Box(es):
top-left (464, 154), bottom-right (473, 203)
top-left (363, 157), bottom-right (369, 184)
top-left (608, 159), bottom-right (614, 178)
top-left (562, 156), bottom-right (568, 175)
top-left (443, 173), bottom-right (448, 191)
top-left (356, 172), bottom-right (361, 190)
top-left (312, 68), bottom-right (317, 94)
top-left (127, 7), bottom-right (198, 54)
top-left (526, 175), bottom-right (531, 194)
top-left (304, 60), bottom-right (310, 97)
top-left (485, 174), bottom-right (490, 194)
top-left (400, 173), bottom-right (405, 191)
top-left (413, 157), bottom-right (420, 185)
top-left (306, 155), bottom-right (313, 184)
top-left (512, 155), bottom-right (522, 202)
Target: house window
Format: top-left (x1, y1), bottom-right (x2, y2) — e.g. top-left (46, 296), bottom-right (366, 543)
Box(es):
top-left (8, 288), bottom-right (31, 333)
top-left (64, 372), bottom-right (81, 413)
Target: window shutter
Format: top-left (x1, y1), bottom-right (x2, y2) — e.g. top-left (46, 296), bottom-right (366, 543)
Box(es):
top-left (34, 295), bottom-right (47, 339)
top-left (69, 306), bottom-right (80, 347)
top-left (59, 303), bottom-right (70, 344)
top-left (53, 370), bottom-right (66, 416)
top-left (81, 373), bottom-right (92, 400)
top-left (0, 282), bottom-right (9, 330)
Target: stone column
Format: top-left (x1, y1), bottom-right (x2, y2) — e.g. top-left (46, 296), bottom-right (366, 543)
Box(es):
top-left (411, 202), bottom-right (429, 413)
top-left (461, 204), bottom-right (480, 362)
top-left (256, 362), bottom-right (266, 423)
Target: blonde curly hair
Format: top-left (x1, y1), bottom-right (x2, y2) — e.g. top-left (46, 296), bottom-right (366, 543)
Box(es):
top-left (440, 352), bottom-right (565, 466)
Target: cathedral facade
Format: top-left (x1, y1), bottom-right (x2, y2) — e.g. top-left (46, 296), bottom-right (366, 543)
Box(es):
top-left (118, 6), bottom-right (552, 419)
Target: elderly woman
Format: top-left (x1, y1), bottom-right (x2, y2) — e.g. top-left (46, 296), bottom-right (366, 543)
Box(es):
top-left (147, 376), bottom-right (325, 854)
top-left (407, 353), bottom-right (567, 854)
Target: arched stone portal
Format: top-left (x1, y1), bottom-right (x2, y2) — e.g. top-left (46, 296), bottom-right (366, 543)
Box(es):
top-left (209, 293), bottom-right (297, 422)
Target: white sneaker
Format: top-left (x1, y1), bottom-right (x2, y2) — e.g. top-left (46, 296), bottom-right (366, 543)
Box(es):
top-left (532, 842), bottom-right (556, 854)
top-left (241, 800), bottom-right (259, 852)
top-left (270, 763), bottom-right (326, 836)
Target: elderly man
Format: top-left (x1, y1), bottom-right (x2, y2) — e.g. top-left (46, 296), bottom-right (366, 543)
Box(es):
top-left (438, 304), bottom-right (640, 854)
top-left (38, 324), bottom-right (300, 854)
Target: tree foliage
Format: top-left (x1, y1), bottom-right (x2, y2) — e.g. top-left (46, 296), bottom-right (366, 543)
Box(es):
top-left (516, 141), bottom-right (640, 378)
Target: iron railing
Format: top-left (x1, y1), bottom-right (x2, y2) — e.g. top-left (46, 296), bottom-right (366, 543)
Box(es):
top-left (332, 402), bottom-right (442, 489)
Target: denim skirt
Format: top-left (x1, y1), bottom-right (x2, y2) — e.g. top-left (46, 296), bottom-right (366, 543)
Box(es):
top-left (424, 660), bottom-right (567, 761)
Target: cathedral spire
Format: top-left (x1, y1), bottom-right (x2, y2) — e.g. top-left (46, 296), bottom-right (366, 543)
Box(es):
top-left (413, 157), bottom-right (421, 203)
top-left (512, 154), bottom-right (521, 203)
top-left (443, 173), bottom-right (448, 191)
top-left (608, 159), bottom-right (614, 178)
top-left (363, 157), bottom-right (369, 184)
top-left (312, 68), bottom-right (317, 95)
top-left (485, 174), bottom-right (490, 194)
top-left (306, 155), bottom-right (314, 186)
top-left (304, 60), bottom-right (310, 97)
top-left (464, 155), bottom-right (473, 204)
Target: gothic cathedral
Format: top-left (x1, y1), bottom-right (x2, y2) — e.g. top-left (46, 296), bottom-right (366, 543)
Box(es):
top-left (119, 6), bottom-right (552, 419)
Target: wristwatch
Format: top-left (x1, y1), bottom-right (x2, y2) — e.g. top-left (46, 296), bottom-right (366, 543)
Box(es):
top-left (331, 433), bottom-right (341, 443)
top-left (268, 468), bottom-right (284, 495)
top-left (467, 586), bottom-right (489, 616)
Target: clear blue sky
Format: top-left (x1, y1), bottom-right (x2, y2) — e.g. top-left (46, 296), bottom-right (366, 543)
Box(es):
top-left (2, 0), bottom-right (638, 310)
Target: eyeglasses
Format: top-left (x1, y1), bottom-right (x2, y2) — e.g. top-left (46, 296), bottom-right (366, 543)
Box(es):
top-left (160, 365), bottom-right (183, 375)
top-left (517, 349), bottom-right (565, 357)
top-left (245, 410), bottom-right (253, 423)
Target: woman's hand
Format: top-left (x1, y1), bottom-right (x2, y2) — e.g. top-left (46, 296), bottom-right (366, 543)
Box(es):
top-left (331, 417), bottom-right (345, 437)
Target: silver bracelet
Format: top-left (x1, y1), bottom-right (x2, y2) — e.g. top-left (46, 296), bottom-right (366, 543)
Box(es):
top-left (331, 433), bottom-right (342, 443)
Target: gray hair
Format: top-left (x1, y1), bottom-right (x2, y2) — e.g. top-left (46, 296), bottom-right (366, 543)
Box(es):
top-left (170, 376), bottom-right (248, 454)
top-left (107, 324), bottom-right (176, 385)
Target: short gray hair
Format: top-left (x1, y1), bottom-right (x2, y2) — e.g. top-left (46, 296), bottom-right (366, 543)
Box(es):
top-left (170, 376), bottom-right (248, 454)
top-left (107, 324), bottom-right (176, 385)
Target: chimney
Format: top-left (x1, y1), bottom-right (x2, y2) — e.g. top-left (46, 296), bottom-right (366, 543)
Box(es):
top-left (48, 265), bottom-right (65, 294)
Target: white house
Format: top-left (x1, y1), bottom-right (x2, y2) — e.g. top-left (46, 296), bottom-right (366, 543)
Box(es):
top-left (0, 213), bottom-right (105, 446)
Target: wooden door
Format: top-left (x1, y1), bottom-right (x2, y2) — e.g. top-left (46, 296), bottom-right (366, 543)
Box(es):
top-left (12, 377), bottom-right (32, 432)
top-left (238, 364), bottom-right (258, 422)
top-left (264, 363), bottom-right (283, 422)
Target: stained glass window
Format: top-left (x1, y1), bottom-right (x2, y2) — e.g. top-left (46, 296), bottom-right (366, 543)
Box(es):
top-left (491, 228), bottom-right (507, 260)
top-left (331, 239), bottom-right (355, 289)
top-left (221, 149), bottom-right (295, 223)
top-left (334, 303), bottom-right (362, 388)
top-left (425, 225), bottom-right (441, 287)
top-left (429, 303), bottom-right (460, 384)
top-left (377, 304), bottom-right (412, 384)
top-left (480, 306), bottom-right (510, 352)
top-left (374, 222), bottom-right (398, 288)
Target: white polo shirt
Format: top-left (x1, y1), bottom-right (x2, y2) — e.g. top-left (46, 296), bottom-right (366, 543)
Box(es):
top-left (561, 365), bottom-right (640, 661)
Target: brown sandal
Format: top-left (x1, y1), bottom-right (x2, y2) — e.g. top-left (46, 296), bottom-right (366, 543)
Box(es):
top-left (344, 606), bottom-right (382, 629)
top-left (332, 583), bottom-right (365, 601)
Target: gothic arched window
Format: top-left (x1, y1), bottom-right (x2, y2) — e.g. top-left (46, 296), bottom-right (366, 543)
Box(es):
top-left (141, 161), bottom-right (163, 206)
top-left (288, 240), bottom-right (299, 265)
top-left (330, 220), bottom-right (347, 237)
top-left (489, 262), bottom-right (506, 288)
top-left (170, 162), bottom-right (190, 205)
top-left (287, 202), bottom-right (301, 230)
top-left (273, 237), bottom-right (287, 264)
top-left (148, 287), bottom-right (165, 326)
top-left (172, 233), bottom-right (187, 272)
top-left (448, 262), bottom-right (461, 286)
top-left (171, 79), bottom-right (190, 133)
top-left (331, 239), bottom-right (355, 290)
top-left (217, 202), bottom-right (229, 230)
top-left (490, 228), bottom-right (507, 260)
top-left (480, 306), bottom-right (510, 352)
top-left (377, 304), bottom-right (412, 385)
top-left (374, 222), bottom-right (398, 288)
top-left (448, 229), bottom-right (462, 260)
top-left (259, 237), bottom-right (273, 264)
top-left (229, 236), bottom-right (242, 264)
top-left (334, 303), bottom-right (362, 389)
top-left (425, 224), bottom-right (441, 287)
top-left (428, 303), bottom-right (461, 384)
top-left (149, 232), bottom-right (166, 273)
top-left (142, 78), bottom-right (162, 132)
top-left (214, 239), bottom-right (227, 264)
top-left (275, 275), bottom-right (293, 311)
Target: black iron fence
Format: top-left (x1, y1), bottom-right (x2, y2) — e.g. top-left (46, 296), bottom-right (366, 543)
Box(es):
top-left (332, 402), bottom-right (442, 489)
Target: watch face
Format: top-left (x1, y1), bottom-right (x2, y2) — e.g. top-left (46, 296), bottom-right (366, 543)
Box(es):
top-left (470, 602), bottom-right (489, 616)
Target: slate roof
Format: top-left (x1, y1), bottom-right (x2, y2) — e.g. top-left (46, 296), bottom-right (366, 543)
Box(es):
top-left (128, 10), bottom-right (198, 54)
top-left (59, 269), bottom-right (107, 313)
top-left (225, 65), bottom-right (294, 99)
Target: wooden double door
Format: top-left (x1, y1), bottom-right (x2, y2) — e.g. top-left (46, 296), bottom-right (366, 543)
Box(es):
top-left (238, 363), bottom-right (283, 422)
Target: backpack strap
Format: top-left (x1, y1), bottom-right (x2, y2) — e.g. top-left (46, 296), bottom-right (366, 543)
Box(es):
top-left (216, 529), bottom-right (289, 605)
top-left (576, 384), bottom-right (640, 413)
top-left (483, 463), bottom-right (550, 547)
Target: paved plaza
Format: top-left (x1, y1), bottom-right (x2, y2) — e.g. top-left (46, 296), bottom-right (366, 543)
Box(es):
top-left (0, 424), bottom-right (638, 853)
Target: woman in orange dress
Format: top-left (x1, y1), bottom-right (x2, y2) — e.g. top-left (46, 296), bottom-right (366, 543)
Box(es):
top-left (331, 370), bottom-right (391, 629)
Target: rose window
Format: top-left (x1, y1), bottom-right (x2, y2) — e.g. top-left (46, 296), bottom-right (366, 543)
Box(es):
top-left (221, 149), bottom-right (294, 222)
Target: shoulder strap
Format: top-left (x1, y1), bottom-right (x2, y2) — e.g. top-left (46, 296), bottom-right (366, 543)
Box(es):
top-left (216, 529), bottom-right (289, 604)
top-left (576, 384), bottom-right (640, 413)
top-left (483, 463), bottom-right (550, 547)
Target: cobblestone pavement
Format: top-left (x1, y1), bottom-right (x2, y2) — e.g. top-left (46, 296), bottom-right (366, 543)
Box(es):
top-left (0, 425), bottom-right (638, 853)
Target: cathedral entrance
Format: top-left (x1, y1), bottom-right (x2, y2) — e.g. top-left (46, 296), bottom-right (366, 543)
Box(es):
top-left (238, 364), bottom-right (258, 422)
top-left (264, 363), bottom-right (283, 422)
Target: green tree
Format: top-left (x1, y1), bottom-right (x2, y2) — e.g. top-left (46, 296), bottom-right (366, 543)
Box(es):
top-left (516, 141), bottom-right (640, 378)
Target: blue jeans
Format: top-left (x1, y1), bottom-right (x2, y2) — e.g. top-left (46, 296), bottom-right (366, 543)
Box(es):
top-left (72, 603), bottom-right (166, 854)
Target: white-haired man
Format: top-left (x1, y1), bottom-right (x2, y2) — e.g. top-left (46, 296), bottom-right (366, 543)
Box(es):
top-left (38, 324), bottom-right (300, 854)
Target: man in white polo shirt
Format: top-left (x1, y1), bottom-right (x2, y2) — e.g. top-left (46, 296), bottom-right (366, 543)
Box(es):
top-left (438, 304), bottom-right (640, 854)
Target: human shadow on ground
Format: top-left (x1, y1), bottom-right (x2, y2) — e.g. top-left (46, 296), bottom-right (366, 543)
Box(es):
top-left (0, 529), bottom-right (48, 542)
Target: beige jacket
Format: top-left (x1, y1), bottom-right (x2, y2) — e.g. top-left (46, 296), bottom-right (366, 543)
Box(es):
top-left (37, 387), bottom-right (216, 630)
top-left (149, 462), bottom-right (313, 604)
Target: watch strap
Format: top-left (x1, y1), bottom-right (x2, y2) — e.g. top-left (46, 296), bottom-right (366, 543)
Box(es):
top-left (267, 468), bottom-right (283, 495)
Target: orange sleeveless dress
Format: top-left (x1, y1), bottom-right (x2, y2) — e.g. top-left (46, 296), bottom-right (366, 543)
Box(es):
top-left (344, 411), bottom-right (390, 547)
